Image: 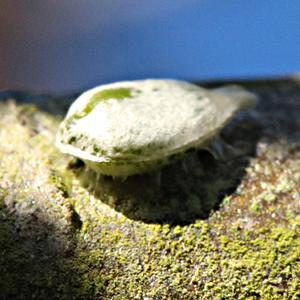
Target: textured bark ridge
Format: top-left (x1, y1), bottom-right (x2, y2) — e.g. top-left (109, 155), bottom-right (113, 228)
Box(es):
top-left (0, 77), bottom-right (299, 299)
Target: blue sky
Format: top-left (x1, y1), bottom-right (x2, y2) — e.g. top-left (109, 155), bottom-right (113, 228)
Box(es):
top-left (1, 1), bottom-right (300, 92)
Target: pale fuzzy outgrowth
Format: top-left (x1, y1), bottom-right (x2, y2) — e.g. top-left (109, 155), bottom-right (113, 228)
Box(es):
top-left (56, 79), bottom-right (257, 176)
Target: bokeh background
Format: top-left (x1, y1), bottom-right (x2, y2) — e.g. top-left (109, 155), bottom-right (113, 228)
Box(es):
top-left (1, 0), bottom-right (300, 93)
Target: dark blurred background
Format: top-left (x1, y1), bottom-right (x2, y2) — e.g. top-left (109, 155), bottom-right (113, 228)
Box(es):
top-left (1, 0), bottom-right (300, 93)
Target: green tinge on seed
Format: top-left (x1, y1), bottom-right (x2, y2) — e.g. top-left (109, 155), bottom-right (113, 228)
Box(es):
top-left (70, 87), bottom-right (134, 122)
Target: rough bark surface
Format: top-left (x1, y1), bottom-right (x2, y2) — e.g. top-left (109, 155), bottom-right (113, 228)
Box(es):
top-left (0, 77), bottom-right (299, 299)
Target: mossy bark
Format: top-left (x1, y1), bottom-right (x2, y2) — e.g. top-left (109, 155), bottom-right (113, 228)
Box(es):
top-left (0, 77), bottom-right (299, 299)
